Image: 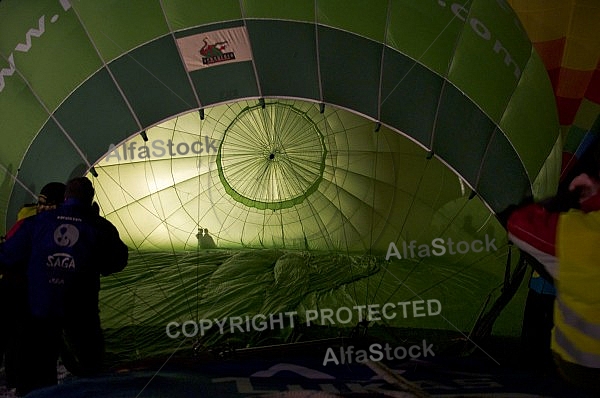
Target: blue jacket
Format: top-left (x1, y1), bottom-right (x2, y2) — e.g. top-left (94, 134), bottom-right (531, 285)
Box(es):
top-left (0, 199), bottom-right (128, 319)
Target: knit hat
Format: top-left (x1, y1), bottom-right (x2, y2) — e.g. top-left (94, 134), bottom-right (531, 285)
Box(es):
top-left (38, 182), bottom-right (66, 206)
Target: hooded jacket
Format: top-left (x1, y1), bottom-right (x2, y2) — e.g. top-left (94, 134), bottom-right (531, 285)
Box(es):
top-left (0, 198), bottom-right (128, 319)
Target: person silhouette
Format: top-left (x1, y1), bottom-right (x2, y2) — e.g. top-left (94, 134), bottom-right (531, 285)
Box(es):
top-left (197, 228), bottom-right (216, 249)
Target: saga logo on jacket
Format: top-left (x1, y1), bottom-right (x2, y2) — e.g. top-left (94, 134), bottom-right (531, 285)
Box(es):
top-left (54, 224), bottom-right (79, 247)
top-left (46, 252), bottom-right (75, 285)
top-left (46, 253), bottom-right (75, 270)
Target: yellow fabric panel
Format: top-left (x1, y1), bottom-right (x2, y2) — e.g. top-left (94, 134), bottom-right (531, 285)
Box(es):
top-left (508, 0), bottom-right (570, 42)
top-left (562, 2), bottom-right (600, 70)
top-left (509, 0), bottom-right (600, 71)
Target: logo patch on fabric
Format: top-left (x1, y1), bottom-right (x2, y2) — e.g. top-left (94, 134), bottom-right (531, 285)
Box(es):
top-left (54, 224), bottom-right (79, 247)
top-left (46, 253), bottom-right (75, 269)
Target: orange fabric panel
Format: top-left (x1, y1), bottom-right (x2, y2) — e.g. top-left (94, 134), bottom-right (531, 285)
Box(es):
top-left (556, 96), bottom-right (583, 126)
top-left (585, 61), bottom-right (600, 103)
top-left (556, 68), bottom-right (594, 99)
top-left (533, 39), bottom-right (565, 70)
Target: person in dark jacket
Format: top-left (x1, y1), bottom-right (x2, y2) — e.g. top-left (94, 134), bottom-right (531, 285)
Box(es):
top-left (0, 177), bottom-right (128, 395)
top-left (1, 182), bottom-right (66, 391)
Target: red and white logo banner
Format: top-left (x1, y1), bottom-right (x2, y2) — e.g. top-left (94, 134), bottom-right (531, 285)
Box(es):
top-left (177, 26), bottom-right (252, 72)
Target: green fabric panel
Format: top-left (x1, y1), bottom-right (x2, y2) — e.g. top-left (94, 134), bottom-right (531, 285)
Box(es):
top-left (477, 129), bottom-right (531, 212)
top-left (247, 20), bottom-right (319, 101)
top-left (0, 0), bottom-right (55, 231)
top-left (162, 0), bottom-right (242, 31)
top-left (0, 78), bottom-right (47, 169)
top-left (413, 155), bottom-right (465, 212)
top-left (109, 36), bottom-right (198, 128)
top-left (447, 0), bottom-right (531, 124)
top-left (54, 68), bottom-right (141, 163)
top-left (386, 0), bottom-right (463, 77)
top-left (563, 126), bottom-right (587, 154)
top-left (380, 48), bottom-right (443, 147)
top-left (243, 0), bottom-right (314, 22)
top-left (384, 134), bottom-right (430, 205)
top-left (0, 0), bottom-right (559, 236)
top-left (319, 26), bottom-right (379, 119)
top-left (572, 99), bottom-right (600, 134)
top-left (316, 0), bottom-right (388, 43)
top-left (190, 62), bottom-right (258, 107)
top-left (0, 168), bottom-right (20, 234)
top-left (531, 134), bottom-right (561, 201)
top-left (0, 0), bottom-right (63, 54)
top-left (499, 51), bottom-right (559, 181)
top-left (72, 0), bottom-right (169, 63)
top-left (173, 21), bottom-right (244, 39)
top-left (433, 83), bottom-right (496, 185)
top-left (0, 0), bottom-right (102, 111)
top-left (7, 120), bottom-right (87, 222)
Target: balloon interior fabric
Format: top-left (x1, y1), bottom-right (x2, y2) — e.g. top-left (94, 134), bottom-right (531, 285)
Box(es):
top-left (508, 0), bottom-right (600, 171)
top-left (0, 0), bottom-right (562, 388)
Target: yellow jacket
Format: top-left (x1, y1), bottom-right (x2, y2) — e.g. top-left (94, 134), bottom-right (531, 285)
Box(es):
top-left (554, 209), bottom-right (600, 368)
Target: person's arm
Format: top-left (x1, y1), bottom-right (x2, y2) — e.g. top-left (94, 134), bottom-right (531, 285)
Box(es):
top-left (507, 171), bottom-right (600, 280)
top-left (0, 217), bottom-right (34, 273)
top-left (507, 203), bottom-right (559, 279)
top-left (5, 218), bottom-right (26, 240)
top-left (94, 217), bottom-right (128, 276)
top-left (572, 173), bottom-right (600, 212)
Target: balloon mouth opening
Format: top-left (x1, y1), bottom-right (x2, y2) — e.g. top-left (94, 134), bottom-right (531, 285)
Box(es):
top-left (217, 100), bottom-right (328, 210)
